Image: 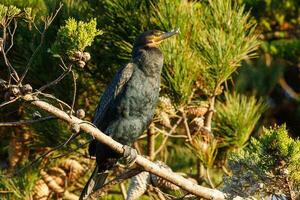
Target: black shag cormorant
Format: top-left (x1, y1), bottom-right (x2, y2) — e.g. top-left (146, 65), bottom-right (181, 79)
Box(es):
top-left (80, 29), bottom-right (178, 199)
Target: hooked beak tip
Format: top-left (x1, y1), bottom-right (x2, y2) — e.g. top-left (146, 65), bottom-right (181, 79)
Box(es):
top-left (159, 28), bottom-right (180, 41)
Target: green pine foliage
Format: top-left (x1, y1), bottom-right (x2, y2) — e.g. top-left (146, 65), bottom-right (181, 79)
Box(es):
top-left (155, 0), bottom-right (202, 103)
top-left (157, 0), bottom-right (259, 103)
top-left (193, 0), bottom-right (259, 95)
top-left (215, 92), bottom-right (267, 149)
top-left (224, 125), bottom-right (300, 197)
top-left (0, 169), bottom-right (39, 199)
top-left (187, 92), bottom-right (266, 170)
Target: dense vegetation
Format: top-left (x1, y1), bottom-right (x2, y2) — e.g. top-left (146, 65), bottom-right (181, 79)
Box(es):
top-left (0, 0), bottom-right (299, 199)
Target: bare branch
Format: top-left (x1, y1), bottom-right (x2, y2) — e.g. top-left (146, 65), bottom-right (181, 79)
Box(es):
top-left (180, 108), bottom-right (192, 141)
top-left (45, 3), bottom-right (63, 28)
top-left (32, 21), bottom-right (42, 34)
top-left (37, 92), bottom-right (72, 110)
top-left (51, 140), bottom-right (91, 160)
top-left (154, 117), bottom-right (183, 157)
top-left (278, 77), bottom-right (299, 100)
top-left (70, 70), bottom-right (77, 117)
top-left (1, 26), bottom-right (19, 83)
top-left (119, 182), bottom-right (128, 200)
top-left (38, 64), bottom-right (72, 92)
top-left (204, 95), bottom-right (216, 132)
top-left (0, 97), bottom-right (20, 109)
top-left (19, 4), bottom-right (63, 83)
top-left (6, 18), bottom-right (18, 54)
top-left (0, 116), bottom-right (55, 127)
top-left (21, 94), bottom-right (226, 200)
top-left (147, 125), bottom-right (155, 160)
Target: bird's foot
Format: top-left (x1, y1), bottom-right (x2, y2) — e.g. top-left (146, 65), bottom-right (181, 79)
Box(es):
top-left (121, 145), bottom-right (138, 167)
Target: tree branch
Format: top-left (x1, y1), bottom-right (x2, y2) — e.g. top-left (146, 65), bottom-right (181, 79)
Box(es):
top-left (204, 94), bottom-right (216, 132)
top-left (147, 125), bottom-right (156, 160)
top-left (0, 116), bottom-right (55, 127)
top-left (21, 94), bottom-right (226, 200)
top-left (19, 3), bottom-right (63, 83)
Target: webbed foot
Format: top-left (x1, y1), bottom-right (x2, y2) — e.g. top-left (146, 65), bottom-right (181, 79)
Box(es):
top-left (122, 145), bottom-right (138, 167)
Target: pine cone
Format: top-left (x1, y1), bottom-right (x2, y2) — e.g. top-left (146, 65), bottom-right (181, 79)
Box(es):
top-left (126, 171), bottom-right (150, 200)
top-left (47, 167), bottom-right (67, 186)
top-left (40, 170), bottom-right (64, 194)
top-left (60, 159), bottom-right (84, 181)
top-left (82, 52), bottom-right (91, 62)
top-left (33, 180), bottom-right (50, 200)
top-left (185, 104), bottom-right (209, 117)
top-left (150, 161), bottom-right (180, 191)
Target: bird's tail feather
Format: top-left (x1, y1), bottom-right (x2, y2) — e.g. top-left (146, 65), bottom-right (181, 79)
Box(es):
top-left (79, 165), bottom-right (109, 200)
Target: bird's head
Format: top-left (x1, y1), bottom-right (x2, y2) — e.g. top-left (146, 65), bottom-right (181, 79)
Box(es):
top-left (133, 29), bottom-right (179, 49)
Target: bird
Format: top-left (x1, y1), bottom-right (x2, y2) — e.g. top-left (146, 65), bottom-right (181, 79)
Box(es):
top-left (80, 29), bottom-right (179, 199)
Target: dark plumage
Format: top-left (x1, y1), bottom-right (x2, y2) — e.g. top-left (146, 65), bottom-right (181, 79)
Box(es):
top-left (80, 29), bottom-right (178, 199)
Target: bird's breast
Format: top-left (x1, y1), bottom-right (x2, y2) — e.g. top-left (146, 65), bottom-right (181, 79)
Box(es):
top-left (119, 68), bottom-right (160, 119)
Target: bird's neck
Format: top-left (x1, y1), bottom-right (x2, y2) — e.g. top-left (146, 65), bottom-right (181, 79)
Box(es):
top-left (131, 46), bottom-right (164, 78)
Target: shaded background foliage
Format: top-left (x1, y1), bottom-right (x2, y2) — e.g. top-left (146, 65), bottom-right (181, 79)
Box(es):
top-left (0, 0), bottom-right (299, 199)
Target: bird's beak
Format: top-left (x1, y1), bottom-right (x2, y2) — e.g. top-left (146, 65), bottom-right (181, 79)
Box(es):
top-left (147, 28), bottom-right (179, 47)
top-left (158, 28), bottom-right (180, 41)
top-left (154, 28), bottom-right (180, 42)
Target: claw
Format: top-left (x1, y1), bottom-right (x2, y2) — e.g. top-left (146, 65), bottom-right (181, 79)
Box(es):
top-left (122, 145), bottom-right (138, 167)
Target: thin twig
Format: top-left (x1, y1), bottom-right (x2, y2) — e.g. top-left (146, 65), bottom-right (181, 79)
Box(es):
top-left (0, 191), bottom-right (13, 194)
top-left (153, 187), bottom-right (167, 200)
top-left (154, 117), bottom-right (183, 157)
top-left (137, 133), bottom-right (148, 140)
top-left (51, 140), bottom-right (91, 160)
top-left (180, 108), bottom-right (192, 141)
top-left (70, 70), bottom-right (77, 117)
top-left (59, 56), bottom-right (68, 70)
top-left (206, 168), bottom-right (215, 189)
top-left (152, 186), bottom-right (179, 200)
top-left (133, 141), bottom-right (142, 155)
top-left (37, 92), bottom-right (72, 110)
top-left (0, 97), bottom-right (20, 109)
top-left (119, 182), bottom-right (127, 200)
top-left (278, 77), bottom-right (299, 100)
top-left (147, 125), bottom-right (156, 160)
top-left (285, 176), bottom-right (296, 200)
top-left (153, 127), bottom-right (187, 138)
top-left (38, 64), bottom-right (72, 92)
top-left (204, 94), bottom-right (216, 132)
top-left (45, 3), bottom-right (63, 26)
top-left (2, 26), bottom-right (19, 83)
top-left (19, 4), bottom-right (63, 83)
top-left (32, 21), bottom-right (42, 34)
top-left (0, 116), bottom-right (55, 127)
top-left (19, 24), bottom-right (46, 83)
top-left (6, 18), bottom-right (18, 54)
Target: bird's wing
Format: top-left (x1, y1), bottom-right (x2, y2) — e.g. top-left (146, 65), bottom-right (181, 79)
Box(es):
top-left (79, 165), bottom-right (109, 200)
top-left (92, 62), bottom-right (135, 127)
